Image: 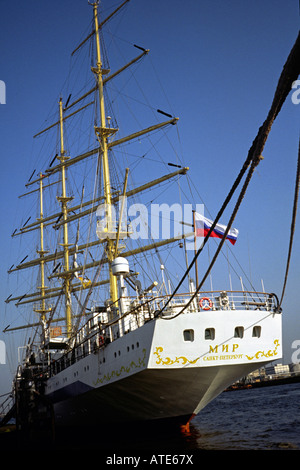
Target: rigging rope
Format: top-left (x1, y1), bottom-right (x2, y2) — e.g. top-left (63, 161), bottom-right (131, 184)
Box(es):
top-left (155, 31), bottom-right (300, 319)
top-left (279, 136), bottom-right (300, 308)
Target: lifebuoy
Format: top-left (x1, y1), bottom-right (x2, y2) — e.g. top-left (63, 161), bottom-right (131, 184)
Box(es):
top-left (199, 297), bottom-right (212, 310)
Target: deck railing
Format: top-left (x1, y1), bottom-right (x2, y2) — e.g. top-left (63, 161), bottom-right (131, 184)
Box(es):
top-left (155, 290), bottom-right (279, 315)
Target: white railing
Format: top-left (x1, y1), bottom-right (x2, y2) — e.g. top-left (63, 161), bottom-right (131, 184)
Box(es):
top-left (156, 290), bottom-right (279, 314)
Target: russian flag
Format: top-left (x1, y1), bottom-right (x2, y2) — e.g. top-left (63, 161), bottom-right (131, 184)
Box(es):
top-left (194, 212), bottom-right (239, 245)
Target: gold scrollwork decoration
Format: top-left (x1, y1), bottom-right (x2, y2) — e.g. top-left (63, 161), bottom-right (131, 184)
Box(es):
top-left (153, 346), bottom-right (200, 366)
top-left (245, 339), bottom-right (280, 361)
top-left (93, 348), bottom-right (147, 385)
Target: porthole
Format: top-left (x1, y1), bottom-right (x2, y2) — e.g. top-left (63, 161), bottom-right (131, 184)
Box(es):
top-left (252, 326), bottom-right (261, 338)
top-left (205, 328), bottom-right (215, 340)
top-left (183, 329), bottom-right (194, 342)
top-left (234, 326), bottom-right (244, 338)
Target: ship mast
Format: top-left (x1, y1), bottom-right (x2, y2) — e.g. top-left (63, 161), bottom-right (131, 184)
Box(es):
top-left (57, 97), bottom-right (73, 337)
top-left (5, 1), bottom-right (188, 334)
top-left (92, 2), bottom-right (118, 307)
top-left (34, 174), bottom-right (51, 339)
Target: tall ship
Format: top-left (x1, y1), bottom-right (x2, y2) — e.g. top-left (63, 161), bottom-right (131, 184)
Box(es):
top-left (3, 1), bottom-right (298, 435)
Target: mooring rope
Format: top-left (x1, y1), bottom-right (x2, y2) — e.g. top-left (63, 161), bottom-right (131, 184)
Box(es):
top-left (156, 31), bottom-right (300, 319)
top-left (279, 136), bottom-right (300, 308)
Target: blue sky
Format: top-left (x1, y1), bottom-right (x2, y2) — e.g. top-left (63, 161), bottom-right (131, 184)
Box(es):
top-left (0, 1), bottom-right (299, 394)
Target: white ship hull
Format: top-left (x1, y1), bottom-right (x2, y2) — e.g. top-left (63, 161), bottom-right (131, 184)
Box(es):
top-left (45, 304), bottom-right (282, 427)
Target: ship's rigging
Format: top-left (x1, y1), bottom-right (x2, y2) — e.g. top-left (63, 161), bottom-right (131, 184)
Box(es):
top-left (4, 1), bottom-right (192, 343)
top-left (1, 0), bottom-right (298, 355)
top-left (158, 30), bottom-right (300, 319)
top-left (0, 0), bottom-right (297, 438)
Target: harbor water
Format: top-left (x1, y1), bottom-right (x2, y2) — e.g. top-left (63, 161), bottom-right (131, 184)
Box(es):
top-left (112, 382), bottom-right (300, 452)
top-left (1, 382), bottom-right (299, 453)
top-left (188, 382), bottom-right (300, 451)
